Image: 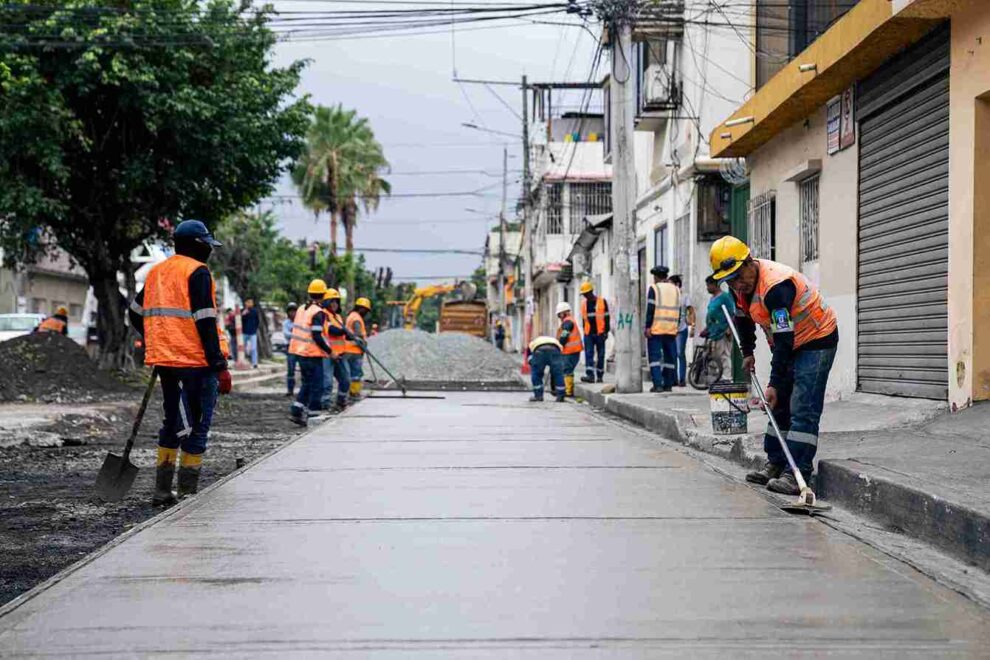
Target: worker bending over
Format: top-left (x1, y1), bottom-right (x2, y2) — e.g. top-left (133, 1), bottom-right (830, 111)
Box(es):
top-left (342, 297), bottom-right (371, 400)
top-left (556, 302), bottom-right (583, 397)
top-left (710, 236), bottom-right (838, 496)
top-left (321, 288), bottom-right (352, 412)
top-left (128, 220), bottom-right (232, 505)
top-left (37, 307), bottom-right (69, 335)
top-left (528, 336), bottom-right (566, 402)
top-left (288, 280), bottom-right (335, 426)
top-left (644, 266), bottom-right (680, 393)
top-left (579, 282), bottom-right (610, 383)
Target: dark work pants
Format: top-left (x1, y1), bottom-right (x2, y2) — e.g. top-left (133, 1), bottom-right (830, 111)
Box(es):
top-left (292, 356), bottom-right (323, 414)
top-left (676, 327), bottom-right (689, 384)
top-left (286, 353), bottom-right (298, 395)
top-left (647, 335), bottom-right (677, 389)
top-left (584, 334), bottom-right (606, 380)
top-left (529, 348), bottom-right (564, 399)
top-left (322, 357), bottom-right (350, 407)
top-left (158, 368), bottom-right (219, 456)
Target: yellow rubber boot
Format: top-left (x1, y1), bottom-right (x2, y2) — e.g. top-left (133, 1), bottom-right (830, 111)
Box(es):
top-left (349, 381), bottom-right (361, 398)
top-left (565, 374), bottom-right (574, 397)
top-left (177, 451), bottom-right (203, 500)
top-left (152, 447), bottom-right (178, 506)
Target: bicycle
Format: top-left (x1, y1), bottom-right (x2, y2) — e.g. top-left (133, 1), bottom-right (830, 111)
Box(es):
top-left (687, 338), bottom-right (724, 390)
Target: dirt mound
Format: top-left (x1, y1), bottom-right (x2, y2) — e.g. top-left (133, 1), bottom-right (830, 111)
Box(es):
top-left (367, 329), bottom-right (522, 384)
top-left (0, 333), bottom-right (132, 403)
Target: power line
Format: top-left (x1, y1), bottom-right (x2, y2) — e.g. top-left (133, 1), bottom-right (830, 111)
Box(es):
top-left (353, 247), bottom-right (484, 255)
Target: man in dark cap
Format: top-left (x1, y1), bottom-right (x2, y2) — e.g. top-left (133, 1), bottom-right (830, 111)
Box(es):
top-left (643, 265), bottom-right (680, 392)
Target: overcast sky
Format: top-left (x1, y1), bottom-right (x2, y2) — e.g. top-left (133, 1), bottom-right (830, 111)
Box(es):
top-left (263, 1), bottom-right (599, 284)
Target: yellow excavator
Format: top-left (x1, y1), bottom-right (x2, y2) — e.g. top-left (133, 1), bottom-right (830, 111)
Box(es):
top-left (387, 281), bottom-right (481, 331)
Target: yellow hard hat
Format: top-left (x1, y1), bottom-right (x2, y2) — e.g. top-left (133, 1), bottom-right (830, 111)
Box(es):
top-left (710, 236), bottom-right (751, 281)
top-left (579, 282), bottom-right (594, 294)
top-left (55, 306), bottom-right (68, 316)
top-left (323, 288), bottom-right (341, 301)
top-left (355, 297), bottom-right (371, 310)
top-left (307, 279), bottom-right (328, 295)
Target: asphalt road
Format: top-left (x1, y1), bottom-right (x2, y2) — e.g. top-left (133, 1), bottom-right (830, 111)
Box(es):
top-left (1, 392), bottom-right (989, 657)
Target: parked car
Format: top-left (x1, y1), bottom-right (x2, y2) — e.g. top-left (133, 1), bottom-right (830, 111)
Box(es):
top-left (271, 330), bottom-right (289, 354)
top-left (0, 313), bottom-right (45, 343)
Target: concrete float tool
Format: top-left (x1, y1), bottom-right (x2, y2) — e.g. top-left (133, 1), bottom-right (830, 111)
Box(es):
top-left (95, 366), bottom-right (158, 502)
top-left (721, 306), bottom-right (831, 516)
top-left (361, 345), bottom-right (444, 400)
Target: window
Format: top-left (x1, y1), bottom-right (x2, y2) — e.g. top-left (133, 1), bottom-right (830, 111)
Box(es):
top-left (749, 192), bottom-right (776, 260)
top-left (546, 183), bottom-right (563, 234)
top-left (696, 176), bottom-right (732, 240)
top-left (674, 214), bottom-right (690, 277)
top-left (756, 1), bottom-right (857, 89)
top-left (799, 175), bottom-right (820, 263)
top-left (70, 304), bottom-right (83, 320)
top-left (570, 182), bottom-right (612, 233)
top-left (30, 298), bottom-right (46, 314)
top-left (654, 224), bottom-right (669, 270)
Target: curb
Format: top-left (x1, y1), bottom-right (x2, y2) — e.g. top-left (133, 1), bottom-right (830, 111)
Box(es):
top-left (575, 383), bottom-right (990, 573)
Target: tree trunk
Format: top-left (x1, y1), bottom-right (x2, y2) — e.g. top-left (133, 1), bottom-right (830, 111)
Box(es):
top-left (329, 211), bottom-right (338, 256)
top-left (258, 309), bottom-right (273, 360)
top-left (91, 271), bottom-right (129, 370)
top-left (344, 217), bottom-right (354, 253)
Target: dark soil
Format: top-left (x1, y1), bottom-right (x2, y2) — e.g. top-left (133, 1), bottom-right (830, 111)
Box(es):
top-left (0, 387), bottom-right (305, 606)
top-left (0, 333), bottom-right (133, 403)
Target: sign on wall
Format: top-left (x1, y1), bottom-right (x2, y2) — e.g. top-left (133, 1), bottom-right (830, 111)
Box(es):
top-left (827, 86), bottom-right (856, 156)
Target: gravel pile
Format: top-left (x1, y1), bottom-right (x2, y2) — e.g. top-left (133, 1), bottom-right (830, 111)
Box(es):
top-left (366, 329), bottom-right (521, 384)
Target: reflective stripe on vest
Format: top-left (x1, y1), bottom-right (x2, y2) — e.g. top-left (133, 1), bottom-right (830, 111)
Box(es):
top-left (735, 259), bottom-right (837, 349)
top-left (38, 317), bottom-right (66, 333)
top-left (557, 314), bottom-right (583, 355)
top-left (325, 312), bottom-right (348, 357)
top-left (650, 282), bottom-right (680, 335)
top-left (141, 255), bottom-right (229, 368)
top-left (288, 304), bottom-right (327, 358)
top-left (342, 311), bottom-right (366, 354)
top-left (582, 297), bottom-right (607, 335)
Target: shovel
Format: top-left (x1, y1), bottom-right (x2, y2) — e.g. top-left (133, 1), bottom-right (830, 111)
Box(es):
top-left (95, 367), bottom-right (159, 502)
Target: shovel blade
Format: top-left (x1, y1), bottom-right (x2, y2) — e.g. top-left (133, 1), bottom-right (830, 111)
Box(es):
top-left (95, 452), bottom-right (139, 502)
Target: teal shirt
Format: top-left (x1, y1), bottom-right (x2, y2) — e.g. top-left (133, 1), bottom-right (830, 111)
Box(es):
top-left (706, 291), bottom-right (735, 337)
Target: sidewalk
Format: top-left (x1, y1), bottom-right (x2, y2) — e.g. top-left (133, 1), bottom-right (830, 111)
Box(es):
top-left (575, 380), bottom-right (990, 572)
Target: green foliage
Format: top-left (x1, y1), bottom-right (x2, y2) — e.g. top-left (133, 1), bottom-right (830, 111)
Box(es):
top-left (416, 296), bottom-right (441, 333)
top-left (470, 265), bottom-right (487, 299)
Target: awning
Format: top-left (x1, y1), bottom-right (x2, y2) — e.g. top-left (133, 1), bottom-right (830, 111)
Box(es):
top-left (566, 213), bottom-right (612, 262)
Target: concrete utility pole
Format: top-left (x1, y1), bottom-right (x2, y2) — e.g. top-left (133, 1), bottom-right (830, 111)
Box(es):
top-left (608, 14), bottom-right (643, 393)
top-left (521, 74), bottom-right (533, 363)
top-left (498, 146), bottom-right (508, 324)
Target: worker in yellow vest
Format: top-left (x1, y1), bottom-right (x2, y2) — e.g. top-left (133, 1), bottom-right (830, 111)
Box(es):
top-left (578, 282), bottom-right (610, 383)
top-left (342, 297), bottom-right (371, 400)
top-left (37, 307), bottom-right (69, 336)
top-left (556, 302), bottom-right (583, 397)
top-left (644, 265), bottom-right (680, 393)
top-left (321, 288), bottom-right (352, 412)
top-left (287, 280), bottom-right (335, 426)
top-left (128, 221), bottom-right (232, 505)
top-left (710, 236), bottom-right (838, 496)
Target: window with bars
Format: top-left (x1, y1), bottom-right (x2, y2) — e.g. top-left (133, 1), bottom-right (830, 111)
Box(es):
top-left (674, 213), bottom-right (690, 277)
top-left (570, 182), bottom-right (612, 233)
top-left (748, 192), bottom-right (776, 260)
top-left (654, 223), bottom-right (669, 270)
top-left (545, 183), bottom-right (563, 234)
top-left (799, 175), bottom-right (820, 263)
top-left (756, 1), bottom-right (857, 89)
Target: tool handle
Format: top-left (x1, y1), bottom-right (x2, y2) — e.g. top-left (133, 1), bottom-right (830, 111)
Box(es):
top-left (720, 305), bottom-right (808, 491)
top-left (121, 367), bottom-right (159, 463)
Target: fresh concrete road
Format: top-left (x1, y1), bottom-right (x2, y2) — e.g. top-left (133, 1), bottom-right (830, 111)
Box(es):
top-left (1, 392), bottom-right (989, 657)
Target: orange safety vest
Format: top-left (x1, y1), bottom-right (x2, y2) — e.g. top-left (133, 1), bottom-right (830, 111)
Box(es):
top-left (288, 303), bottom-right (328, 358)
top-left (141, 255), bottom-right (230, 368)
top-left (735, 259), bottom-right (837, 349)
top-left (342, 311), bottom-right (366, 355)
top-left (581, 296), bottom-right (607, 335)
top-left (649, 282), bottom-right (681, 335)
top-left (557, 313), bottom-right (583, 355)
top-left (324, 311), bottom-right (348, 358)
top-left (38, 317), bottom-right (66, 334)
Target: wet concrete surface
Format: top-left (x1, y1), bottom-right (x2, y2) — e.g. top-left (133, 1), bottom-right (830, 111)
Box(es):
top-left (1, 392), bottom-right (989, 657)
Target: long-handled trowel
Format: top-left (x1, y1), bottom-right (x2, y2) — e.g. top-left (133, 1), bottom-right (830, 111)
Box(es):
top-left (95, 367), bottom-right (159, 502)
top-left (362, 346), bottom-right (444, 400)
top-left (721, 306), bottom-right (831, 516)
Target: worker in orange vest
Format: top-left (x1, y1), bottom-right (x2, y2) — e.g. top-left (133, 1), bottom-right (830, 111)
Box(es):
top-left (710, 236), bottom-right (838, 496)
top-left (578, 282), bottom-right (610, 383)
top-left (128, 220), bottom-right (232, 505)
top-left (37, 307), bottom-right (69, 336)
top-left (644, 265), bottom-right (680, 393)
top-left (342, 297), bottom-right (371, 400)
top-left (556, 302), bottom-right (583, 397)
top-left (287, 279), bottom-right (335, 426)
top-left (321, 288), bottom-right (352, 412)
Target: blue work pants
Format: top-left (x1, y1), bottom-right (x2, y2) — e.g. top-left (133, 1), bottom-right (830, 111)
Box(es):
top-left (529, 348), bottom-right (564, 400)
top-left (676, 328), bottom-right (689, 384)
top-left (322, 357), bottom-right (351, 407)
top-left (292, 356), bottom-right (323, 415)
top-left (157, 368), bottom-right (219, 456)
top-left (647, 334), bottom-right (678, 389)
top-left (345, 354), bottom-right (364, 383)
top-left (286, 353), bottom-right (298, 395)
top-left (584, 334), bottom-right (606, 380)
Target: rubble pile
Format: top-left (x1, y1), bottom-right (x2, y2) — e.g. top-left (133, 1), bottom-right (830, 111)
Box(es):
top-left (0, 333), bottom-right (131, 403)
top-left (366, 329), bottom-right (521, 384)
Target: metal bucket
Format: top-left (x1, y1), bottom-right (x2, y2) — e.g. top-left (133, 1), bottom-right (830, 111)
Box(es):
top-left (709, 381), bottom-right (749, 435)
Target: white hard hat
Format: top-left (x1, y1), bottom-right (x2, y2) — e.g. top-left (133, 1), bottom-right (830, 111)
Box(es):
top-left (556, 302), bottom-right (572, 316)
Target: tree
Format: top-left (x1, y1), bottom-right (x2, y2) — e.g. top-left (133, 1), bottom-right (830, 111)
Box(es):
top-left (0, 1), bottom-right (310, 367)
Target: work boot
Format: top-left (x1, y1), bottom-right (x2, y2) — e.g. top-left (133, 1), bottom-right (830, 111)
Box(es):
top-left (649, 385), bottom-right (663, 393)
top-left (152, 447), bottom-right (178, 507)
top-left (745, 461), bottom-right (784, 486)
top-left (767, 471), bottom-right (802, 496)
top-left (555, 394), bottom-right (566, 403)
top-left (564, 375), bottom-right (575, 397)
top-left (596, 375), bottom-right (604, 383)
top-left (581, 375), bottom-right (594, 383)
top-left (529, 394), bottom-right (544, 402)
top-left (289, 404), bottom-right (308, 427)
top-left (176, 452), bottom-right (202, 500)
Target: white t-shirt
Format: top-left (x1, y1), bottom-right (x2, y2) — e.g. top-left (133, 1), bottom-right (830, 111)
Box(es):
top-left (678, 293), bottom-right (693, 332)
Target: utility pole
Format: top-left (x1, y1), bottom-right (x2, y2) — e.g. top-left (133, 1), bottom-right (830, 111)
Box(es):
top-left (498, 146), bottom-right (508, 328)
top-left (521, 74), bottom-right (533, 366)
top-left (608, 10), bottom-right (643, 393)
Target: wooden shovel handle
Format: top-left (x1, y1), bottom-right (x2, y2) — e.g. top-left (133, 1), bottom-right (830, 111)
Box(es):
top-left (121, 367), bottom-right (159, 463)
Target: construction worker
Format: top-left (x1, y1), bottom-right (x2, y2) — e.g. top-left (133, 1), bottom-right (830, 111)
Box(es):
top-left (527, 336), bottom-right (566, 402)
top-left (283, 302), bottom-right (298, 397)
top-left (321, 288), bottom-right (352, 412)
top-left (370, 323), bottom-right (379, 336)
top-left (710, 236), bottom-right (838, 496)
top-left (37, 307), bottom-right (69, 335)
top-left (699, 275), bottom-right (735, 380)
top-left (494, 319), bottom-right (506, 351)
top-left (342, 297), bottom-right (371, 400)
top-left (669, 275), bottom-right (695, 388)
top-left (578, 282), bottom-right (610, 383)
top-left (556, 302), bottom-right (583, 397)
top-left (644, 265), bottom-right (680, 393)
top-left (127, 220), bottom-right (232, 505)
top-left (288, 280), bottom-right (335, 426)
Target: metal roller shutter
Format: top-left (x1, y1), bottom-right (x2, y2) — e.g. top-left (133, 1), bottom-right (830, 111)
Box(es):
top-left (857, 25), bottom-right (950, 399)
